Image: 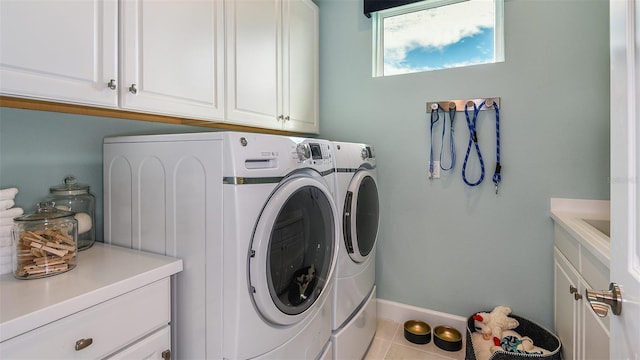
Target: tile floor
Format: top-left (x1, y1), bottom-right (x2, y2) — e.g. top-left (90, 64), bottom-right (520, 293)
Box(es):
top-left (364, 318), bottom-right (466, 360)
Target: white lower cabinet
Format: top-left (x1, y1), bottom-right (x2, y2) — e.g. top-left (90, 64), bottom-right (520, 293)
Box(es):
top-left (0, 243), bottom-right (182, 360)
top-left (554, 250), bottom-right (610, 360)
top-left (1, 279), bottom-right (170, 359)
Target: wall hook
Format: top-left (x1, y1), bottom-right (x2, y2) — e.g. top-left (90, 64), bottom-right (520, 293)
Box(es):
top-left (426, 97), bottom-right (501, 113)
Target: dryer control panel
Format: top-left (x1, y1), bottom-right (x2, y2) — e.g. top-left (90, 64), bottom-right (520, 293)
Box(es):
top-left (361, 145), bottom-right (375, 160)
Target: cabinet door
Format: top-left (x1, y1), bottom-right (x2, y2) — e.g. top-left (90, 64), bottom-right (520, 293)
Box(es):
top-left (282, 0), bottom-right (319, 134)
top-left (0, 0), bottom-right (118, 107)
top-left (554, 251), bottom-right (579, 360)
top-left (580, 296), bottom-right (610, 360)
top-left (225, 0), bottom-right (281, 129)
top-left (120, 0), bottom-right (224, 121)
top-left (579, 277), bottom-right (610, 360)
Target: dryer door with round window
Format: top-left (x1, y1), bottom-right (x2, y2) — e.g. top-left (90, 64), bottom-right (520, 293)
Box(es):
top-left (343, 169), bottom-right (379, 263)
top-left (250, 175), bottom-right (339, 326)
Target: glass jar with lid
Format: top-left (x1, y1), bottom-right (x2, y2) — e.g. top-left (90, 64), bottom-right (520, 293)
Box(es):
top-left (48, 176), bottom-right (95, 251)
top-left (13, 201), bottom-right (78, 279)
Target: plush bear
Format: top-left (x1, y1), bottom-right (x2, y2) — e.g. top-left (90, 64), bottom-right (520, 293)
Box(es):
top-left (473, 306), bottom-right (520, 346)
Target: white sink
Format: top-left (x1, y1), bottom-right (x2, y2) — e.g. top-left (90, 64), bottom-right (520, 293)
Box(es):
top-left (550, 198), bottom-right (610, 266)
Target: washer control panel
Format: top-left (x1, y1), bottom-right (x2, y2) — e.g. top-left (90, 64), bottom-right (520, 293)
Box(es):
top-left (293, 140), bottom-right (332, 163)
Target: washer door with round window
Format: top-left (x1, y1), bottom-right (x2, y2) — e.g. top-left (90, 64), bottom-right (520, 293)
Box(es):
top-left (343, 169), bottom-right (379, 263)
top-left (250, 173), bottom-right (339, 326)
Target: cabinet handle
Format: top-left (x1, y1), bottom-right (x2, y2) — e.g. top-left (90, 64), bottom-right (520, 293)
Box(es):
top-left (162, 349), bottom-right (171, 360)
top-left (129, 84), bottom-right (138, 94)
top-left (75, 338), bottom-right (93, 351)
top-left (569, 285), bottom-right (578, 294)
top-left (574, 293), bottom-right (583, 300)
top-left (278, 115), bottom-right (284, 121)
top-left (107, 79), bottom-right (117, 90)
top-left (284, 115), bottom-right (290, 121)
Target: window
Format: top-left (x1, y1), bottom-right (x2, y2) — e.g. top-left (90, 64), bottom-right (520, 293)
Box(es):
top-left (372, 0), bottom-right (504, 76)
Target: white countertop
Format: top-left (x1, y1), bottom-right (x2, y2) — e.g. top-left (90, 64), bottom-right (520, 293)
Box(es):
top-left (0, 243), bottom-right (183, 343)
top-left (550, 198), bottom-right (610, 266)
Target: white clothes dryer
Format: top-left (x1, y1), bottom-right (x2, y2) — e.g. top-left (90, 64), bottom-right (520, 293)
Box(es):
top-left (103, 132), bottom-right (339, 360)
top-left (329, 141), bottom-right (379, 360)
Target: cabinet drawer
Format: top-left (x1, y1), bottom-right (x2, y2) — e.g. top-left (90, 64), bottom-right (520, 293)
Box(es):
top-left (554, 224), bottom-right (580, 269)
top-left (581, 247), bottom-right (609, 291)
top-left (0, 278), bottom-right (170, 359)
top-left (107, 325), bottom-right (170, 360)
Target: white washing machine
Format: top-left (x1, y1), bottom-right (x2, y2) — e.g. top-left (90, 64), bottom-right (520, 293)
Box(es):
top-left (330, 141), bottom-right (379, 359)
top-left (103, 132), bottom-right (339, 359)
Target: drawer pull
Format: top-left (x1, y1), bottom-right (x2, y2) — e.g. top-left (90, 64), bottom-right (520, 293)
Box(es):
top-left (162, 349), bottom-right (171, 360)
top-left (75, 338), bottom-right (93, 351)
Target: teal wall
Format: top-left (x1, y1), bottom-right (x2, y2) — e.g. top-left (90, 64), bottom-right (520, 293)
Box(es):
top-left (317, 0), bottom-right (610, 327)
top-left (0, 0), bottom-right (609, 330)
top-left (0, 108), bottom-right (206, 241)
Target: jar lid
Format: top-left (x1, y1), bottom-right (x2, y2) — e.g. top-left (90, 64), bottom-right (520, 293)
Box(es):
top-left (49, 175), bottom-right (90, 195)
top-left (14, 201), bottom-right (75, 222)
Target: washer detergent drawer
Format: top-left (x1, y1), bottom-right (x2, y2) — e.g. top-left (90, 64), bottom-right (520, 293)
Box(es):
top-left (0, 279), bottom-right (170, 359)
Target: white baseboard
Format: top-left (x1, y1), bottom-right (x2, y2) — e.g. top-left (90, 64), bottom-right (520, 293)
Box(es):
top-left (376, 299), bottom-right (468, 342)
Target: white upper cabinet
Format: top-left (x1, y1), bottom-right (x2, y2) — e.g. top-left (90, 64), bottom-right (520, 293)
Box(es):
top-left (120, 0), bottom-right (224, 120)
top-left (226, 0), bottom-right (319, 133)
top-left (1, 0), bottom-right (223, 121)
top-left (282, 0), bottom-right (319, 133)
top-left (1, 0), bottom-right (318, 133)
top-left (0, 0), bottom-right (118, 107)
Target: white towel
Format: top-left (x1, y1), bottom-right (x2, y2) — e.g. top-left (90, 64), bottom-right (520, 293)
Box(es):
top-left (0, 262), bottom-right (12, 275)
top-left (0, 218), bottom-right (14, 227)
top-left (0, 200), bottom-right (15, 210)
top-left (0, 246), bottom-right (10, 257)
top-left (0, 188), bottom-right (18, 201)
top-left (0, 236), bottom-right (11, 247)
top-left (0, 259), bottom-right (10, 273)
top-left (0, 225), bottom-right (11, 238)
top-left (0, 207), bottom-right (23, 219)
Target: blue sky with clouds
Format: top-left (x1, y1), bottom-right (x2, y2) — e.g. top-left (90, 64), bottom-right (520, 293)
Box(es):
top-left (383, 0), bottom-right (495, 75)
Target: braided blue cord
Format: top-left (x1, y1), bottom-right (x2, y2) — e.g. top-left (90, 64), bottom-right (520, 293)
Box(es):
top-left (492, 104), bottom-right (502, 193)
top-left (462, 101), bottom-right (485, 186)
top-left (439, 105), bottom-right (456, 171)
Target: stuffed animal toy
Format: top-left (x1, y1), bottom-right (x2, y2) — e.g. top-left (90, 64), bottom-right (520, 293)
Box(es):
top-left (473, 306), bottom-right (520, 346)
top-left (490, 335), bottom-right (544, 355)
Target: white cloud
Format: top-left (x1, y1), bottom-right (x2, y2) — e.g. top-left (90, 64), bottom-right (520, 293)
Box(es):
top-left (384, 0), bottom-right (495, 67)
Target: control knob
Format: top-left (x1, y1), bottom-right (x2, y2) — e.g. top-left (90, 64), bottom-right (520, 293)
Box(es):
top-left (361, 147), bottom-right (369, 160)
top-left (296, 143), bottom-right (311, 161)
